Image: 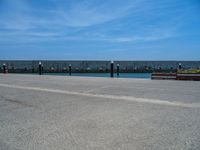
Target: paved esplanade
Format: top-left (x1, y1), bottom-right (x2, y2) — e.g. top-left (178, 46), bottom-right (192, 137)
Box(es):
top-left (0, 74), bottom-right (200, 150)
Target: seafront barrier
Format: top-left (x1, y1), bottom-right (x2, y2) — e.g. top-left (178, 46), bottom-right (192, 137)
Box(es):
top-left (0, 60), bottom-right (200, 73)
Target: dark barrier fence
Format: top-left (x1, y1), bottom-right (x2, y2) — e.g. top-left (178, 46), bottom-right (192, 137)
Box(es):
top-left (0, 60), bottom-right (200, 75)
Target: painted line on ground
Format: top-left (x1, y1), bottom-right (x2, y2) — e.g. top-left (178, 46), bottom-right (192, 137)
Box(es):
top-left (0, 83), bottom-right (199, 108)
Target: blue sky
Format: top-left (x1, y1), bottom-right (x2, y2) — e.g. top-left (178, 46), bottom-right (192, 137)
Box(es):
top-left (0, 0), bottom-right (200, 60)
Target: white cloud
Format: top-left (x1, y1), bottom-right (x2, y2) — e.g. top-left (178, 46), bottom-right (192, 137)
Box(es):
top-left (0, 0), bottom-right (195, 44)
top-left (57, 0), bottom-right (138, 27)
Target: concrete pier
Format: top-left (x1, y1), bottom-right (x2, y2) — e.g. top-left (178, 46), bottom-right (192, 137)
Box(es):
top-left (0, 74), bottom-right (200, 150)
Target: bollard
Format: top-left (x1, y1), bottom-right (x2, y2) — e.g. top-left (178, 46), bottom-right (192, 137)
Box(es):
top-left (39, 62), bottom-right (42, 75)
top-left (117, 64), bottom-right (120, 77)
top-left (178, 63), bottom-right (182, 70)
top-left (3, 64), bottom-right (6, 74)
top-left (69, 64), bottom-right (72, 76)
top-left (110, 61), bottom-right (114, 78)
top-left (42, 65), bottom-right (44, 73)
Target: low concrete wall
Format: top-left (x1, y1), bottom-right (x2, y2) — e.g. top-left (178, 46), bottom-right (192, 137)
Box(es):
top-left (152, 73), bottom-right (200, 81)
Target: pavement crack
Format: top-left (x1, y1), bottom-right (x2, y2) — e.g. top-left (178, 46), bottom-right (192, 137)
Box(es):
top-left (5, 98), bottom-right (33, 107)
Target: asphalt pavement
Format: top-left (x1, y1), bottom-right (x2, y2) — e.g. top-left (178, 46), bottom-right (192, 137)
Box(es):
top-left (0, 74), bottom-right (200, 150)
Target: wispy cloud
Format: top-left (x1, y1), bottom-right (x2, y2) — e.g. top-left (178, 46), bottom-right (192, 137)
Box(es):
top-left (0, 0), bottom-right (138, 30)
top-left (56, 0), bottom-right (141, 27)
top-left (0, 0), bottom-right (199, 60)
top-left (8, 1), bottom-right (183, 33)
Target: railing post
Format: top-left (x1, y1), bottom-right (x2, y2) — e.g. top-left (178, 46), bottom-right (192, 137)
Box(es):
top-left (110, 61), bottom-right (114, 78)
top-left (3, 64), bottom-right (6, 74)
top-left (117, 64), bottom-right (120, 77)
top-left (178, 63), bottom-right (182, 70)
top-left (42, 65), bottom-right (44, 74)
top-left (39, 61), bottom-right (42, 75)
top-left (69, 64), bottom-right (72, 76)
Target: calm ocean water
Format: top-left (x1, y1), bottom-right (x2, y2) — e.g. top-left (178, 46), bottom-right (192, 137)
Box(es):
top-left (43, 73), bottom-right (151, 79)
